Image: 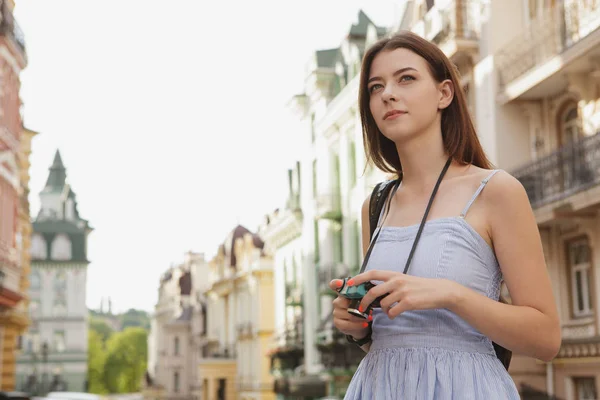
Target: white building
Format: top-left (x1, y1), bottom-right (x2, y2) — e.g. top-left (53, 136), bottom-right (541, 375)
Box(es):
top-left (146, 251), bottom-right (209, 400)
top-left (16, 150), bottom-right (92, 394)
top-left (263, 10), bottom-right (390, 399)
top-left (270, 0), bottom-right (600, 398)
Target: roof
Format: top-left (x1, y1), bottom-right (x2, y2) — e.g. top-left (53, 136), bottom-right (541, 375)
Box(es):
top-left (349, 10), bottom-right (387, 38)
top-left (41, 150), bottom-right (67, 194)
top-left (316, 48), bottom-right (338, 68)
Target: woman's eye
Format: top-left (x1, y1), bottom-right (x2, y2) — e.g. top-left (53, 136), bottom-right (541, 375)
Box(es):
top-left (399, 75), bottom-right (415, 82)
top-left (369, 84), bottom-right (383, 93)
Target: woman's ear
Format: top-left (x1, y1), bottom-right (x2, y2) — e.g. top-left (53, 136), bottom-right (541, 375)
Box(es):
top-left (438, 79), bottom-right (454, 110)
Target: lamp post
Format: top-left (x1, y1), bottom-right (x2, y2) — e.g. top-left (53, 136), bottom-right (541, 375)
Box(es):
top-left (41, 341), bottom-right (49, 396)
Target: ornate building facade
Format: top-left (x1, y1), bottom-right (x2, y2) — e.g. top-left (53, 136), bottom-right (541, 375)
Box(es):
top-left (16, 150), bottom-right (92, 394)
top-left (278, 0), bottom-right (600, 398)
top-left (0, 0), bottom-right (29, 391)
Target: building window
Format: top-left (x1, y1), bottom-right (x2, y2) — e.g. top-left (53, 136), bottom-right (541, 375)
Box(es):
top-left (29, 300), bottom-right (40, 318)
top-left (173, 372), bottom-right (180, 393)
top-left (574, 377), bottom-right (597, 400)
top-left (51, 234), bottom-right (72, 261)
top-left (559, 102), bottom-right (581, 147)
top-left (53, 271), bottom-right (68, 316)
top-left (569, 238), bottom-right (593, 318)
top-left (174, 336), bottom-right (180, 356)
top-left (31, 234), bottom-right (47, 260)
top-left (53, 331), bottom-right (65, 353)
top-left (30, 270), bottom-right (40, 289)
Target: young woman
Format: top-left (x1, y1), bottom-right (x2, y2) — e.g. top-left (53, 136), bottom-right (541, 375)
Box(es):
top-left (328, 31), bottom-right (561, 399)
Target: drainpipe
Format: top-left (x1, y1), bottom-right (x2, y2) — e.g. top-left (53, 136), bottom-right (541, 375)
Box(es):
top-left (546, 362), bottom-right (554, 396)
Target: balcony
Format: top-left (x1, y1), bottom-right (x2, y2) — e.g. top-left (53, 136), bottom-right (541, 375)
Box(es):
top-left (496, 1), bottom-right (600, 102)
top-left (512, 131), bottom-right (600, 209)
top-left (285, 283), bottom-right (303, 307)
top-left (0, 0), bottom-right (26, 61)
top-left (203, 342), bottom-right (236, 359)
top-left (314, 192), bottom-right (342, 221)
top-left (316, 314), bottom-right (365, 370)
top-left (269, 318), bottom-right (304, 372)
top-left (413, 0), bottom-right (481, 63)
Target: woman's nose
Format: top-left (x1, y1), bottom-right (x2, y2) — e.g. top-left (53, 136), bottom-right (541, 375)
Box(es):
top-left (381, 85), bottom-right (396, 102)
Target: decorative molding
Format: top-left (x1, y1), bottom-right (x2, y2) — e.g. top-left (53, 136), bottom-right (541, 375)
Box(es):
top-left (0, 45), bottom-right (22, 75)
top-left (0, 149), bottom-right (18, 189)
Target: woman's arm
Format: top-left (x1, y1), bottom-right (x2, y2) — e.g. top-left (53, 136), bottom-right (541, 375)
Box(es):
top-left (448, 171), bottom-right (561, 362)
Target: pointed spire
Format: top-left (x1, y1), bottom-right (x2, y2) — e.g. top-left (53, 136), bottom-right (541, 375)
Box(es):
top-left (43, 149), bottom-right (67, 193)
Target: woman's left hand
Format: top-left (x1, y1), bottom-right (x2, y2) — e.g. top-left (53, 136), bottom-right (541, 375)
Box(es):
top-left (349, 270), bottom-right (462, 319)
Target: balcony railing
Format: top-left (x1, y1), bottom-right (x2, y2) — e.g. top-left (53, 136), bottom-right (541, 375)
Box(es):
top-left (0, 0), bottom-right (26, 58)
top-left (496, 1), bottom-right (600, 90)
top-left (204, 342), bottom-right (236, 359)
top-left (285, 283), bottom-right (302, 306)
top-left (314, 192), bottom-right (342, 221)
top-left (512, 131), bottom-right (600, 209)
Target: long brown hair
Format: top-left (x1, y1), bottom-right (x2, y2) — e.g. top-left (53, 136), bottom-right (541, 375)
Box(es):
top-left (359, 31), bottom-right (492, 176)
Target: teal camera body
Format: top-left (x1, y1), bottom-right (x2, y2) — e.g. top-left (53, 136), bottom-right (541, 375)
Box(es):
top-left (336, 278), bottom-right (384, 319)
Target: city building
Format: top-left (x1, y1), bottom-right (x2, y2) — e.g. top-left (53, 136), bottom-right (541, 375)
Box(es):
top-left (368, 0), bottom-right (600, 398)
top-left (0, 0), bottom-right (29, 391)
top-left (263, 10), bottom-right (390, 399)
top-left (16, 150), bottom-right (92, 394)
top-left (200, 225), bottom-right (275, 400)
top-left (145, 251), bottom-right (209, 400)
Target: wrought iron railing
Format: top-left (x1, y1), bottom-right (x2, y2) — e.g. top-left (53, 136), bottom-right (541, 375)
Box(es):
top-left (512, 132), bottom-right (600, 209)
top-left (496, 0), bottom-right (600, 89)
top-left (436, 0), bottom-right (481, 42)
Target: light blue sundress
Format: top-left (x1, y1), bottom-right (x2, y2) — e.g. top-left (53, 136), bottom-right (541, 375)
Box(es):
top-left (344, 170), bottom-right (520, 400)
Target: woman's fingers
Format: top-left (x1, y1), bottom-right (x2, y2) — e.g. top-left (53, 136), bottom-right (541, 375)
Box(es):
top-left (336, 319), bottom-right (370, 332)
top-left (333, 307), bottom-right (369, 323)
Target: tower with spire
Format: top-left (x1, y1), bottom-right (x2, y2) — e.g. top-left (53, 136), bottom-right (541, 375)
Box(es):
top-left (16, 149), bottom-right (92, 393)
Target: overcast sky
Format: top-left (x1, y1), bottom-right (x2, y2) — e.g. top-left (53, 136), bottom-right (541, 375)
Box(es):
top-left (14, 0), bottom-right (401, 313)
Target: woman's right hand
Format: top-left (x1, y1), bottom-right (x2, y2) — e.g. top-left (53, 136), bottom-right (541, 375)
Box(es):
top-left (329, 279), bottom-right (372, 339)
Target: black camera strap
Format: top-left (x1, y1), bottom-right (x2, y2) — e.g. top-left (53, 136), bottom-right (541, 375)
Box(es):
top-left (359, 156), bottom-right (452, 275)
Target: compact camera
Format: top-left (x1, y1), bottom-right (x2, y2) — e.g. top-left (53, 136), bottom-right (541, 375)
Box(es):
top-left (336, 277), bottom-right (386, 319)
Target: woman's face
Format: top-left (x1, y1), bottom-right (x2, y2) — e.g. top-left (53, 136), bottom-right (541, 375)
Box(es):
top-left (367, 48), bottom-right (450, 144)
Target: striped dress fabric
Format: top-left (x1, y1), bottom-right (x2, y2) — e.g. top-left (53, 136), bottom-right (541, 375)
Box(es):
top-left (344, 170), bottom-right (521, 399)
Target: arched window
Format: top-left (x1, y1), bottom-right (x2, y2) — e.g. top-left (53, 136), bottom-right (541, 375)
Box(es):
top-left (31, 234), bottom-right (47, 260)
top-left (558, 102), bottom-right (581, 147)
top-left (51, 234), bottom-right (72, 261)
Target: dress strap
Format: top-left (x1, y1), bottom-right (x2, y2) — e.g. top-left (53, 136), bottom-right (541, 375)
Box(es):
top-left (460, 170), bottom-right (501, 218)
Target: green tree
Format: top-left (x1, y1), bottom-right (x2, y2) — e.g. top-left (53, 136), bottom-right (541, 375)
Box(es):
top-left (89, 317), bottom-right (114, 342)
top-left (102, 327), bottom-right (148, 393)
top-left (87, 330), bottom-right (108, 394)
top-left (119, 309), bottom-right (150, 330)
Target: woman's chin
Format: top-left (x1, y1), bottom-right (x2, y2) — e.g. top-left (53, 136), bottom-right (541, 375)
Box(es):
top-left (380, 129), bottom-right (417, 144)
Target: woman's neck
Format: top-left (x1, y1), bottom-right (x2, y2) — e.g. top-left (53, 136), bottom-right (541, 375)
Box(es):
top-left (395, 126), bottom-right (450, 192)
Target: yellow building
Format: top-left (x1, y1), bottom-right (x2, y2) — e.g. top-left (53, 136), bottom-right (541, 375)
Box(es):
top-left (201, 225), bottom-right (275, 400)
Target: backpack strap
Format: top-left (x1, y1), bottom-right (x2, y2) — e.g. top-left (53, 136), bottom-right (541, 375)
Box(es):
top-left (368, 179), bottom-right (398, 240)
